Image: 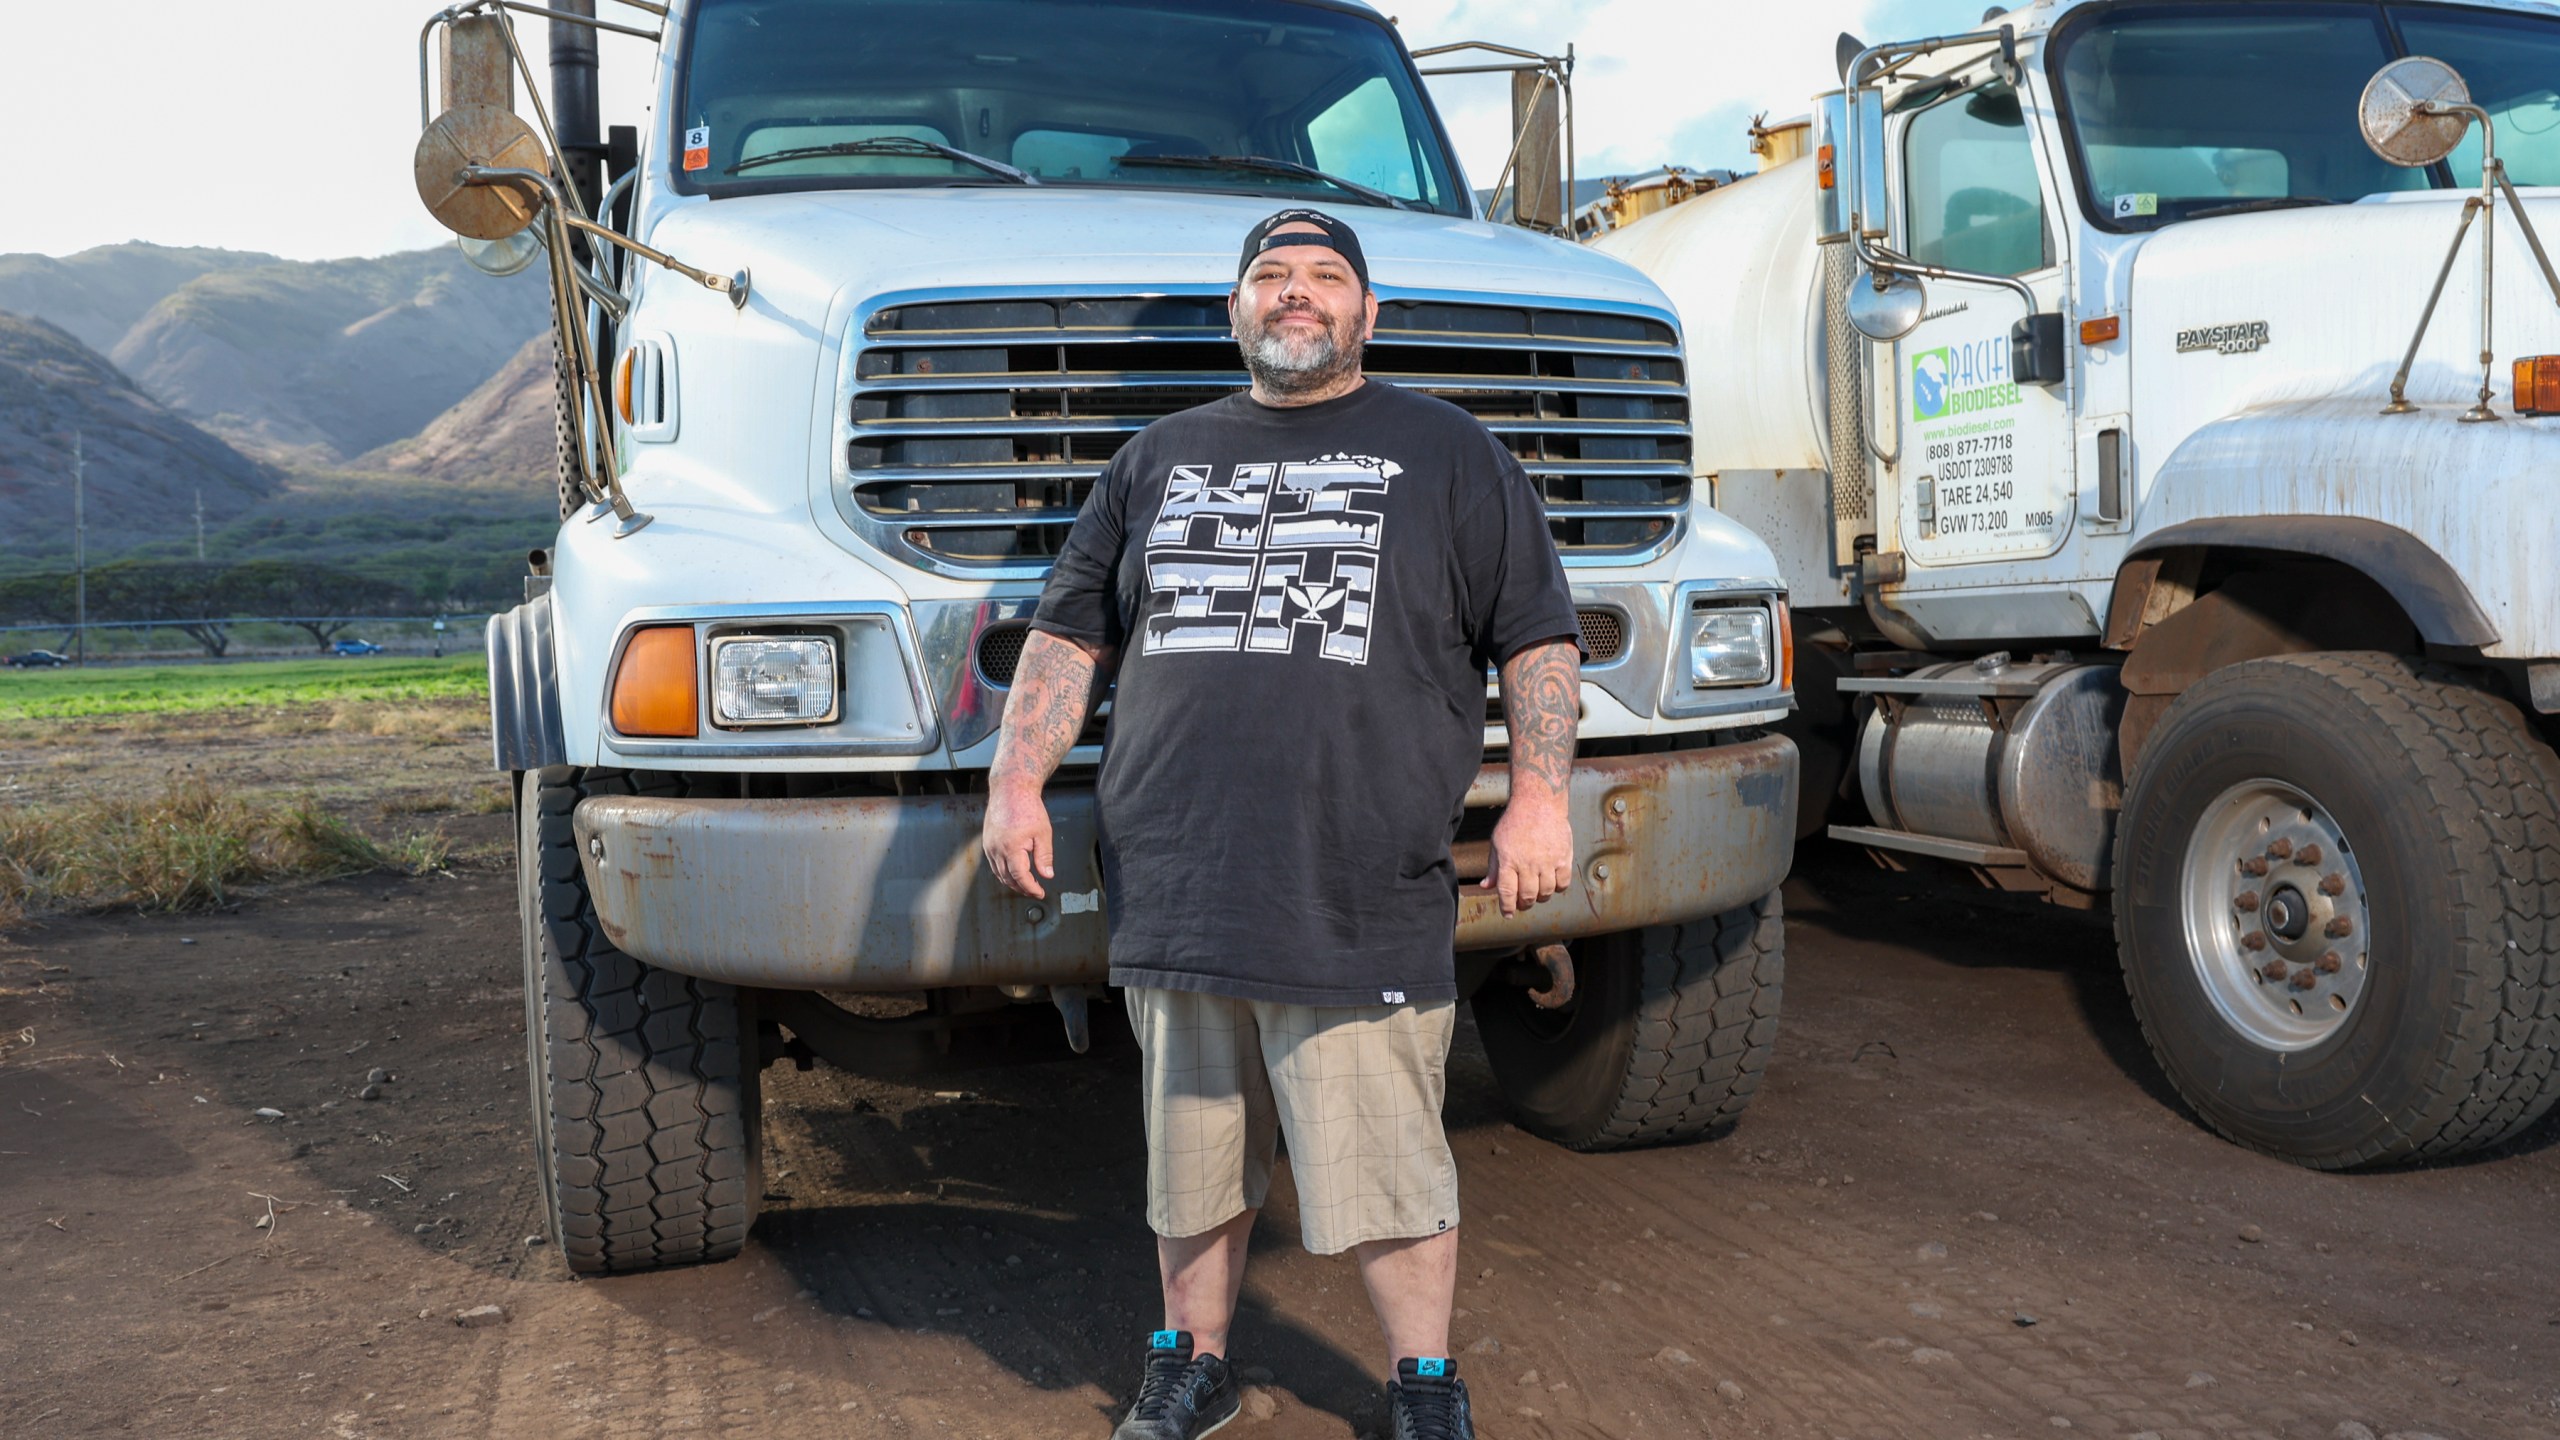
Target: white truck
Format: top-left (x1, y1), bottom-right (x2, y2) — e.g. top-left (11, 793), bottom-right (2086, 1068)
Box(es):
top-left (1596, 0), bottom-right (2560, 1169)
top-left (412, 0), bottom-right (1800, 1275)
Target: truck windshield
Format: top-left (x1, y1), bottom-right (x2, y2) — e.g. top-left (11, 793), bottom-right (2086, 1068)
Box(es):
top-left (674, 0), bottom-right (1465, 214)
top-left (2050, 2), bottom-right (2560, 231)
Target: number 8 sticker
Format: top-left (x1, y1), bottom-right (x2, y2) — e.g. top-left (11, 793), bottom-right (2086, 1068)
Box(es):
top-left (683, 126), bottom-right (711, 172)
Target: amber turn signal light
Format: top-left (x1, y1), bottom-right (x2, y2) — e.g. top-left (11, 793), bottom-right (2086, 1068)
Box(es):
top-left (1817, 143), bottom-right (1836, 191)
top-left (2516, 355), bottom-right (2560, 417)
top-left (1776, 601), bottom-right (1796, 694)
top-left (2079, 315), bottom-right (2121, 345)
top-left (611, 626), bottom-right (698, 737)
top-left (613, 347), bottom-right (638, 425)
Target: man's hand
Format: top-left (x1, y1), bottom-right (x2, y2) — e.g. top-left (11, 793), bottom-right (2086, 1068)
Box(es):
top-left (983, 782), bottom-right (1054, 899)
top-left (1480, 792), bottom-right (1573, 916)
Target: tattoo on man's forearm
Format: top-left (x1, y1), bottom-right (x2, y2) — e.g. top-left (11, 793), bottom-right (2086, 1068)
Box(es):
top-left (1499, 640), bottom-right (1579, 796)
top-left (990, 631), bottom-right (1102, 790)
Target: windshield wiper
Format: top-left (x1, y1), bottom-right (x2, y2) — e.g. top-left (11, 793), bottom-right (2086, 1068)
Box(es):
top-left (1112, 153), bottom-right (1419, 210)
top-left (2186, 196), bottom-right (2338, 220)
top-left (727, 136), bottom-right (1039, 184)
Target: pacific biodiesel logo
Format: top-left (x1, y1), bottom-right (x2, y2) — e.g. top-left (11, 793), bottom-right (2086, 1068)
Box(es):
top-left (1912, 338), bottom-right (2022, 422)
top-left (1912, 348), bottom-right (1951, 420)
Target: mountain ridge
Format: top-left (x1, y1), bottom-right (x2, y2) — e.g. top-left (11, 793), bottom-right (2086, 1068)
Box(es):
top-left (0, 312), bottom-right (280, 557)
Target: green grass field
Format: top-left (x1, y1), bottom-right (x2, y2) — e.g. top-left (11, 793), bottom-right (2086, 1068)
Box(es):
top-left (0, 654), bottom-right (488, 721)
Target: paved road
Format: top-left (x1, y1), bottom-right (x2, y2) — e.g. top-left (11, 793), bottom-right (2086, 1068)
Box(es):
top-left (3, 848), bottom-right (2553, 1438)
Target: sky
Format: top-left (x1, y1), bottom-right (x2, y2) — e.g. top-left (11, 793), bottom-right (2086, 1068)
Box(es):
top-left (0, 0), bottom-right (1991, 262)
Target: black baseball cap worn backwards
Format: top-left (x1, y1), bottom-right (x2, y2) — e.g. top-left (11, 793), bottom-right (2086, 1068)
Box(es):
top-left (1236, 208), bottom-right (1370, 291)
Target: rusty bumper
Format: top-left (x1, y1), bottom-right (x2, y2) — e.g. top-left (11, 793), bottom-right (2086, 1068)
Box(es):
top-left (572, 734), bottom-right (1797, 990)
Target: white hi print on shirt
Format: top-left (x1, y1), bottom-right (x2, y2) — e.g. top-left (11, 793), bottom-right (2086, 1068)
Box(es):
top-left (1141, 454), bottom-right (1400, 664)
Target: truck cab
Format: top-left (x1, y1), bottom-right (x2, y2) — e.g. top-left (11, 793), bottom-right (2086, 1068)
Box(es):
top-left (1598, 0), bottom-right (2560, 1170)
top-left (419, 0), bottom-right (1799, 1274)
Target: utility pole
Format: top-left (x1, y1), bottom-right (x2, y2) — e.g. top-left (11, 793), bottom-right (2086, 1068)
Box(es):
top-left (73, 432), bottom-right (87, 667)
top-left (195, 487), bottom-right (205, 561)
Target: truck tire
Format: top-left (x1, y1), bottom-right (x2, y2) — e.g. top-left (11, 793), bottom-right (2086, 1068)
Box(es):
top-left (1471, 892), bottom-right (1784, 1151)
top-left (518, 766), bottom-right (761, 1274)
top-left (2114, 652), bottom-right (2560, 1168)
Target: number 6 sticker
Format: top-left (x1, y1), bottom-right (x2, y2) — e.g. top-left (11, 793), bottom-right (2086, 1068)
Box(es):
top-left (683, 126), bottom-right (711, 172)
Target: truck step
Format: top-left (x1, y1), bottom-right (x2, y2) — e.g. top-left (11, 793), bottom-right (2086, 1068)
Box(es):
top-left (1828, 824), bottom-right (2029, 867)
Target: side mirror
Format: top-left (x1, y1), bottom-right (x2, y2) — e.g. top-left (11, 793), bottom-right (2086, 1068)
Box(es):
top-left (2011, 313), bottom-right (2066, 386)
top-left (1847, 269), bottom-right (1927, 341)
top-left (414, 103), bottom-right (549, 240)
top-left (2359, 57), bottom-right (2473, 167)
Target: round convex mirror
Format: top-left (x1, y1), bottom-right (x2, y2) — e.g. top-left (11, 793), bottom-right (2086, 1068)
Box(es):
top-left (2359, 57), bottom-right (2473, 168)
top-left (1846, 269), bottom-right (1927, 342)
top-left (459, 228), bottom-right (545, 278)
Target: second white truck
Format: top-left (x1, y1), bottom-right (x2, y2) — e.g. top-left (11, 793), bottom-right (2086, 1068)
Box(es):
top-left (1600, 0), bottom-right (2560, 1169)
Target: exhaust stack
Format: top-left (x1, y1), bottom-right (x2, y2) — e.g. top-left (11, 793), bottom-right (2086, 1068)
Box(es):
top-left (548, 0), bottom-right (605, 211)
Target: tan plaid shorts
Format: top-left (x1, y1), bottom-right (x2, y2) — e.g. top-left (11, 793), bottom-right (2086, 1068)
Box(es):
top-left (1125, 986), bottom-right (1460, 1256)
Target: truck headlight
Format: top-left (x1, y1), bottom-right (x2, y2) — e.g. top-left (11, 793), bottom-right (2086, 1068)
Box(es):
top-left (711, 636), bottom-right (840, 727)
top-left (1686, 605), bottom-right (1773, 688)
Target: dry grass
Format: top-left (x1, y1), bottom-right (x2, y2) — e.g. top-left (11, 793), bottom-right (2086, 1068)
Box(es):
top-left (0, 779), bottom-right (458, 924)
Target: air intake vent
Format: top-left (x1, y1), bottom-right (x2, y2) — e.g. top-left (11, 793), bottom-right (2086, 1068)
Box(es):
top-left (1575, 607), bottom-right (1626, 664)
top-left (838, 290), bottom-right (1690, 580)
top-left (976, 624), bottom-right (1028, 687)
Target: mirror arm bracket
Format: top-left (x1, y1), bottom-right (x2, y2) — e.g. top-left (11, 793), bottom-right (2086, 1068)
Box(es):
top-left (461, 165), bottom-right (752, 309)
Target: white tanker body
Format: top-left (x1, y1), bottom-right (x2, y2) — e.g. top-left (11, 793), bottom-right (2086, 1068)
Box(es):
top-left (1600, 0), bottom-right (2560, 1170)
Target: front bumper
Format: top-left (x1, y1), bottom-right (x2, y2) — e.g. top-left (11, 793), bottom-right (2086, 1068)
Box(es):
top-left (573, 735), bottom-right (1798, 990)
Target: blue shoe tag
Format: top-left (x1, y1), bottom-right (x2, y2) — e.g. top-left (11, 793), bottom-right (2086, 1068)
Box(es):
top-left (1151, 1330), bottom-right (1181, 1351)
top-left (1416, 1358), bottom-right (1448, 1377)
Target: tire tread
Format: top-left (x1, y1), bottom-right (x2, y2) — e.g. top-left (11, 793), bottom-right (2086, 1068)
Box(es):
top-left (1572, 890), bottom-right (1786, 1152)
top-left (525, 767), bottom-right (757, 1274)
top-left (2115, 652), bottom-right (2560, 1168)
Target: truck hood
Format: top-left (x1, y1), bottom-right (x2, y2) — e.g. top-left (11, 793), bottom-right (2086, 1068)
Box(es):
top-left (2130, 188), bottom-right (2560, 451)
top-left (637, 186), bottom-right (1674, 315)
top-left (2132, 189), bottom-right (2560, 659)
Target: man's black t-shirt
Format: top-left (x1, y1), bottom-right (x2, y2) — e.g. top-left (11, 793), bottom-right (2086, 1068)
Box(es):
top-left (1030, 380), bottom-right (1578, 1007)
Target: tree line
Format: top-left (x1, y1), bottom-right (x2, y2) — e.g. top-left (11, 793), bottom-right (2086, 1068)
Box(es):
top-left (0, 561), bottom-right (473, 656)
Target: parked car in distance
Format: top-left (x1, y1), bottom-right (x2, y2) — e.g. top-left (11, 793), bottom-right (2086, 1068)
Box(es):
top-left (4, 649), bottom-right (72, 668)
top-left (330, 639), bottom-right (385, 656)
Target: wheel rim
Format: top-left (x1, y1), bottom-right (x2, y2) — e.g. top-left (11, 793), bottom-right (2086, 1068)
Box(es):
top-left (2179, 779), bottom-right (2372, 1052)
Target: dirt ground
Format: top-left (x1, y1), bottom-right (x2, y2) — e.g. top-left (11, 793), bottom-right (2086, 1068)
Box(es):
top-left (3, 717), bottom-right (2557, 1438)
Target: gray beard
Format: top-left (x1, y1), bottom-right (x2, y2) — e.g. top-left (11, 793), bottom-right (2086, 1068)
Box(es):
top-left (1237, 313), bottom-right (1362, 398)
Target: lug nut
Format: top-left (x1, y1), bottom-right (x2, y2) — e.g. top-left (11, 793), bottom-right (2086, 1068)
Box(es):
top-left (2326, 916), bottom-right (2355, 938)
top-left (2290, 967), bottom-right (2320, 991)
top-left (2294, 843), bottom-right (2322, 866)
top-left (2260, 959), bottom-right (2290, 982)
top-left (2316, 951), bottom-right (2344, 974)
top-left (2242, 857), bottom-right (2271, 877)
top-left (2242, 931), bottom-right (2269, 952)
top-left (2319, 873), bottom-right (2346, 897)
top-left (2234, 891), bottom-right (2261, 913)
top-left (2267, 838), bottom-right (2294, 859)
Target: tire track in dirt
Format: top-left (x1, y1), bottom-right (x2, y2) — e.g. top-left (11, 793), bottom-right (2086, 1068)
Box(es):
top-left (6, 854), bottom-right (2558, 1438)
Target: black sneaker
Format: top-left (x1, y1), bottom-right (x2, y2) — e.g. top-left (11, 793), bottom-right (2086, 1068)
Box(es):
top-left (1111, 1330), bottom-right (1240, 1440)
top-left (1388, 1357), bottom-right (1475, 1440)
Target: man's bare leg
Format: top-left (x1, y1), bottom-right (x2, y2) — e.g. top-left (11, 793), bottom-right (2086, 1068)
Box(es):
top-left (1353, 1227), bottom-right (1460, 1375)
top-left (1159, 1208), bottom-right (1257, 1359)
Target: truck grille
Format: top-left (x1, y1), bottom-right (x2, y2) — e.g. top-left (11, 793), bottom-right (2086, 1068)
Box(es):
top-left (837, 291), bottom-right (1690, 580)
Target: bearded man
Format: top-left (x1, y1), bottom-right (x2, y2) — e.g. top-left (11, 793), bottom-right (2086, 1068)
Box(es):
top-left (982, 209), bottom-right (1582, 1440)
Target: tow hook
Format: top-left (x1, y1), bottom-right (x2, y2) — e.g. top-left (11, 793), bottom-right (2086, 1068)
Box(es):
top-left (1052, 985), bottom-right (1096, 1053)
top-left (1527, 943), bottom-right (1576, 1010)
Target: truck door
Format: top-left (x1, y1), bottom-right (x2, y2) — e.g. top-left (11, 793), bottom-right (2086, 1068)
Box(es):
top-left (1888, 77), bottom-right (2075, 588)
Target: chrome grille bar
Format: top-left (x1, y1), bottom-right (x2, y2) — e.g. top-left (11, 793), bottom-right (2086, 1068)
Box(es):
top-left (834, 285), bottom-right (1691, 581)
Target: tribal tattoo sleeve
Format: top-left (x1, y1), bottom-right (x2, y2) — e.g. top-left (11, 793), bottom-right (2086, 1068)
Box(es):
top-left (989, 631), bottom-right (1112, 793)
top-left (1498, 638), bottom-right (1580, 799)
